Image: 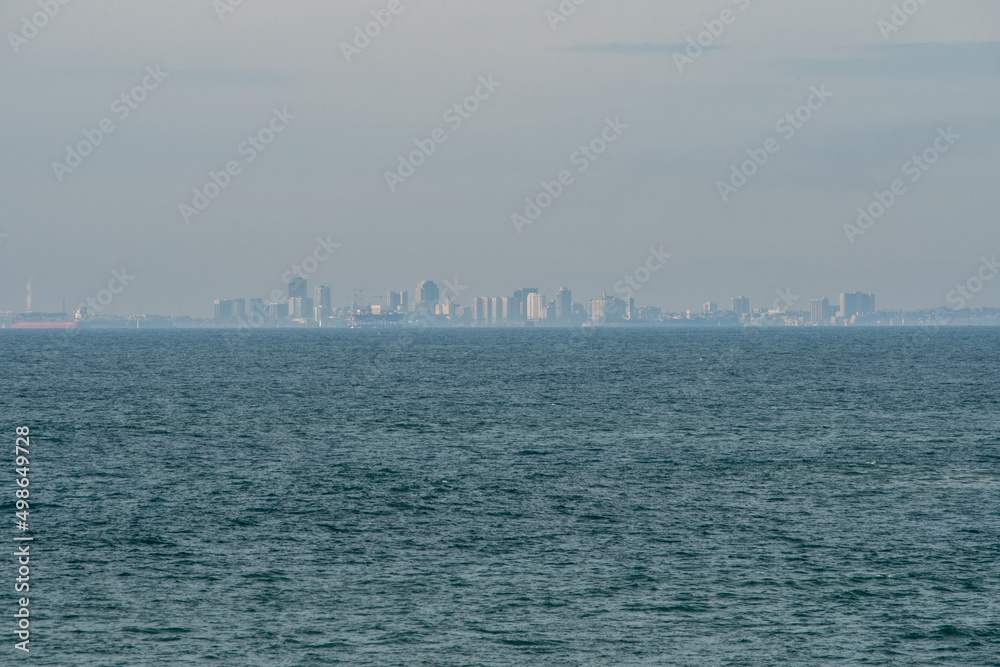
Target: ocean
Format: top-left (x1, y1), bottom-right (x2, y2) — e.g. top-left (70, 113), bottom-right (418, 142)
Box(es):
top-left (3, 327), bottom-right (999, 665)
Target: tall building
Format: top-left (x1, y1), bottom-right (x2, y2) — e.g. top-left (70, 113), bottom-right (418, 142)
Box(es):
top-left (703, 301), bottom-right (717, 315)
top-left (555, 287), bottom-right (572, 322)
top-left (289, 297), bottom-right (314, 320)
top-left (314, 286), bottom-right (332, 322)
top-left (491, 297), bottom-right (508, 324)
top-left (731, 296), bottom-right (750, 317)
top-left (212, 299), bottom-right (245, 322)
top-left (250, 298), bottom-right (267, 322)
top-left (401, 291), bottom-right (409, 313)
top-left (435, 301), bottom-right (457, 317)
top-left (268, 302), bottom-right (287, 320)
top-left (508, 292), bottom-right (522, 321)
top-left (638, 305), bottom-right (661, 322)
top-left (289, 277), bottom-right (307, 300)
top-left (589, 298), bottom-right (606, 323)
top-left (416, 281), bottom-right (439, 311)
top-left (840, 292), bottom-right (875, 319)
top-left (510, 288), bottom-right (538, 322)
top-left (544, 302), bottom-right (557, 322)
top-left (472, 297), bottom-right (490, 324)
top-left (387, 291), bottom-right (402, 313)
top-left (214, 299), bottom-right (234, 321)
top-left (607, 296), bottom-right (626, 322)
top-left (810, 298), bottom-right (831, 324)
top-left (526, 292), bottom-right (546, 321)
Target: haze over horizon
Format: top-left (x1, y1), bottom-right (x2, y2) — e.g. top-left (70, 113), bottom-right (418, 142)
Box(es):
top-left (2, 0), bottom-right (999, 317)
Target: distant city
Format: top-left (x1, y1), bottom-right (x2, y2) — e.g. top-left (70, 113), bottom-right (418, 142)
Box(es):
top-left (3, 279), bottom-right (1000, 329)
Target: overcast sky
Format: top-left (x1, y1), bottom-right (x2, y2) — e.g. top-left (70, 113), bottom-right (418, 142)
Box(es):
top-left (1, 0), bottom-right (998, 316)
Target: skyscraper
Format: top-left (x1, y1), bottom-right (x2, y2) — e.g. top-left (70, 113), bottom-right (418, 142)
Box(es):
top-left (472, 297), bottom-right (490, 324)
top-left (268, 302), bottom-right (287, 320)
top-left (526, 292), bottom-right (545, 321)
top-left (839, 292), bottom-right (875, 319)
top-left (214, 299), bottom-right (234, 321)
top-left (231, 299), bottom-right (246, 321)
top-left (289, 277), bottom-right (307, 300)
top-left (491, 297), bottom-right (508, 324)
top-left (810, 298), bottom-right (831, 324)
top-left (250, 298), bottom-right (267, 323)
top-left (314, 286), bottom-right (332, 322)
top-left (589, 298), bottom-right (605, 323)
top-left (510, 288), bottom-right (538, 322)
top-left (416, 281), bottom-right (439, 311)
top-left (289, 297), bottom-right (314, 320)
top-left (555, 287), bottom-right (572, 322)
top-left (731, 296), bottom-right (750, 317)
top-left (387, 291), bottom-right (401, 313)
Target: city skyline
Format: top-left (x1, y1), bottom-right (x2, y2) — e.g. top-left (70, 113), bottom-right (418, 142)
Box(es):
top-left (208, 282), bottom-right (889, 327)
top-left (14, 272), bottom-right (1000, 329)
top-left (6, 272), bottom-right (993, 323)
top-left (2, 2), bottom-right (999, 317)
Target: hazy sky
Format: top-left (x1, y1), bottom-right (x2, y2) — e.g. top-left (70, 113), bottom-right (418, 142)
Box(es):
top-left (2, 0), bottom-right (999, 316)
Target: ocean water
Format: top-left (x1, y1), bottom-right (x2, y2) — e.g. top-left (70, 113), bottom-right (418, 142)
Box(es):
top-left (2, 327), bottom-right (999, 665)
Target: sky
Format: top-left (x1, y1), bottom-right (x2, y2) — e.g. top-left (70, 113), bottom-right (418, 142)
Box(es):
top-left (1, 0), bottom-right (999, 317)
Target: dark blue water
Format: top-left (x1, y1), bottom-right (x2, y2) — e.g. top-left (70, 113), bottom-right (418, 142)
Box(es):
top-left (3, 328), bottom-right (999, 665)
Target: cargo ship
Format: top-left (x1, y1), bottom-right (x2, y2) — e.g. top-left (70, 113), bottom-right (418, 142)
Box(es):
top-left (5, 312), bottom-right (77, 329)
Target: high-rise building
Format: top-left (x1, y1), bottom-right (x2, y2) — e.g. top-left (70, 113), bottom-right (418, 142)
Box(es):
top-left (387, 291), bottom-right (402, 313)
top-left (472, 297), bottom-right (490, 324)
top-left (703, 301), bottom-right (717, 315)
top-left (731, 296), bottom-right (750, 317)
top-left (510, 288), bottom-right (538, 322)
top-left (268, 302), bottom-right (287, 320)
top-left (249, 298), bottom-right (267, 324)
top-left (289, 277), bottom-right (307, 300)
top-left (509, 290), bottom-right (524, 321)
top-left (289, 297), bottom-right (314, 320)
top-left (526, 293), bottom-right (546, 321)
top-left (491, 297), bottom-right (507, 324)
top-left (416, 281), bottom-right (439, 311)
top-left (840, 292), bottom-right (875, 319)
top-left (555, 287), bottom-right (572, 322)
top-left (435, 301), bottom-right (457, 317)
top-left (314, 286), bottom-right (332, 322)
top-left (589, 298), bottom-right (605, 323)
top-left (401, 291), bottom-right (409, 313)
top-left (810, 298), bottom-right (831, 324)
top-left (212, 299), bottom-right (246, 322)
top-left (638, 305), bottom-right (661, 322)
top-left (545, 302), bottom-right (557, 321)
top-left (214, 299), bottom-right (234, 321)
top-left (607, 296), bottom-right (626, 322)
